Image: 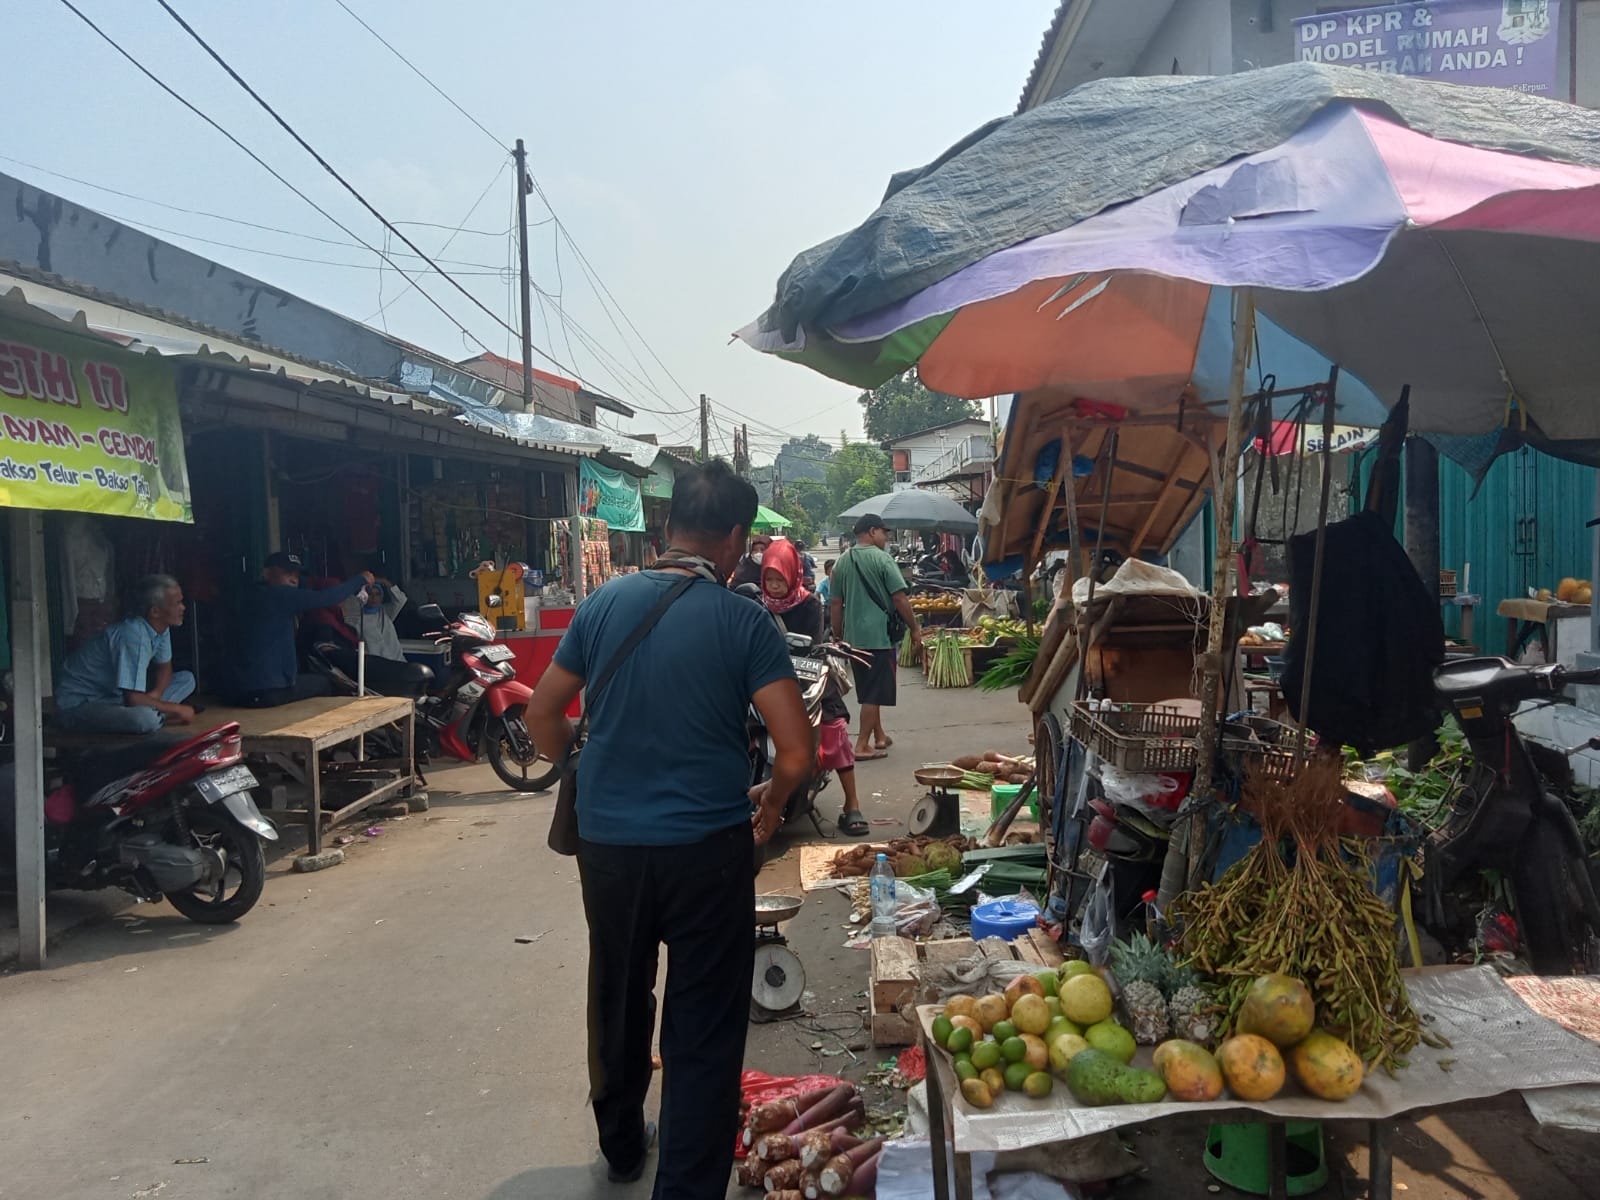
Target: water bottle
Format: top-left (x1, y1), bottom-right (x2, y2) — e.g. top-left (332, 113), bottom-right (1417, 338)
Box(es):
top-left (870, 853), bottom-right (897, 939)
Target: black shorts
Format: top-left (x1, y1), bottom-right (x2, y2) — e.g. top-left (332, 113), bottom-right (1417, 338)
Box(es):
top-left (852, 648), bottom-right (898, 707)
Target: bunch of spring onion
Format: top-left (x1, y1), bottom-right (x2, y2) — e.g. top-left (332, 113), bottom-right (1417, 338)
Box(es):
top-left (925, 632), bottom-right (972, 688)
top-left (899, 625), bottom-right (921, 666)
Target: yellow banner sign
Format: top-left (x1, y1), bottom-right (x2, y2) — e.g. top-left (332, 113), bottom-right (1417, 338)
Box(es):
top-left (0, 318), bottom-right (191, 522)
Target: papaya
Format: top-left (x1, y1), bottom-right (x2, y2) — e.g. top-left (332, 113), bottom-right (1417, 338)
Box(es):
top-left (1289, 1030), bottom-right (1364, 1101)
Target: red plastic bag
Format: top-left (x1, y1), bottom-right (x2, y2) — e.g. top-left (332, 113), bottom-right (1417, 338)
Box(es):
top-left (735, 1070), bottom-right (850, 1158)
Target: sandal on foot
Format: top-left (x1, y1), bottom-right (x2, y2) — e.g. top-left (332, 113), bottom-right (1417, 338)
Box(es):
top-left (839, 810), bottom-right (870, 836)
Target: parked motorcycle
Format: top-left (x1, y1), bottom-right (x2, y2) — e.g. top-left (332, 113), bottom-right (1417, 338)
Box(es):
top-left (38, 722), bottom-right (277, 923)
top-left (735, 583), bottom-right (863, 868)
top-left (393, 603), bottom-right (556, 792)
top-left (1426, 656), bottom-right (1600, 973)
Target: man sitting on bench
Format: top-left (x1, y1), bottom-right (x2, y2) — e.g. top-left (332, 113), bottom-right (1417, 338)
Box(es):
top-left (227, 552), bottom-right (373, 708)
top-left (54, 574), bottom-right (197, 735)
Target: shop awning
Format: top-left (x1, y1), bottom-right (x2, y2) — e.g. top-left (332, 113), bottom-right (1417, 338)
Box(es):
top-left (0, 269), bottom-right (607, 468)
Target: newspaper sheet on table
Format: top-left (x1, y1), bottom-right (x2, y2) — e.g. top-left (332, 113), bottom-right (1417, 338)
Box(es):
top-left (921, 966), bottom-right (1600, 1152)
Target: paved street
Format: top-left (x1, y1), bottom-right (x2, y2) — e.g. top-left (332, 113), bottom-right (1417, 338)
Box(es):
top-left (0, 669), bottom-right (1026, 1200)
top-left (4, 671), bottom-right (1595, 1200)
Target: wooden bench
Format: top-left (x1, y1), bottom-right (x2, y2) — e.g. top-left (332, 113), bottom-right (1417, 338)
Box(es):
top-left (47, 695), bottom-right (418, 871)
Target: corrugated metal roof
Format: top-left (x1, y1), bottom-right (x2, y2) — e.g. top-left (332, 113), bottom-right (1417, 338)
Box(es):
top-left (1017, 0), bottom-right (1076, 113)
top-left (0, 267), bottom-right (597, 463)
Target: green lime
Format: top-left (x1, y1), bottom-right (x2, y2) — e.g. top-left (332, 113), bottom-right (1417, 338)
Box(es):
top-left (946, 1025), bottom-right (974, 1056)
top-left (955, 1059), bottom-right (979, 1083)
top-left (932, 1015), bottom-right (955, 1047)
top-left (1003, 1061), bottom-right (1033, 1092)
top-left (992, 1020), bottom-right (1018, 1044)
top-left (1023, 1070), bottom-right (1054, 1098)
top-left (970, 1040), bottom-right (1003, 1071)
top-left (1001, 1036), bottom-right (1028, 1064)
top-left (953, 1051), bottom-right (972, 1068)
top-left (1035, 972), bottom-right (1059, 998)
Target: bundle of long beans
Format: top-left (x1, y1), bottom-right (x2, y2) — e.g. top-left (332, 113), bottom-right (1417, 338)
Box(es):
top-left (925, 632), bottom-right (971, 688)
top-left (1171, 758), bottom-right (1420, 1074)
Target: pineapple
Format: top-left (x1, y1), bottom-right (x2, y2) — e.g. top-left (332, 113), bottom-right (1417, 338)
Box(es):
top-left (1164, 958), bottom-right (1218, 1047)
top-left (1109, 933), bottom-right (1173, 1045)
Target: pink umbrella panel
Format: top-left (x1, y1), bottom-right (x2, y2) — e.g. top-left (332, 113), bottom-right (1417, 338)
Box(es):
top-left (772, 103), bottom-right (1600, 442)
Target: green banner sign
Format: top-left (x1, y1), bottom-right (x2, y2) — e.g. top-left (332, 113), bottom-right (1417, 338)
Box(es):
top-left (579, 459), bottom-right (643, 532)
top-left (0, 317), bottom-right (191, 522)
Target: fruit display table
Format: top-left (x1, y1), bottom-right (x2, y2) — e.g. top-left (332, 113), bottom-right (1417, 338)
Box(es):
top-left (917, 966), bottom-right (1600, 1200)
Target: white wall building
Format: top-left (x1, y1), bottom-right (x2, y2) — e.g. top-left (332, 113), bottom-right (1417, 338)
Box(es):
top-left (884, 417), bottom-right (994, 497)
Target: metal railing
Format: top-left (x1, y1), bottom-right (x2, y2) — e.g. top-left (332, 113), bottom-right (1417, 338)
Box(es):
top-left (911, 434), bottom-right (993, 486)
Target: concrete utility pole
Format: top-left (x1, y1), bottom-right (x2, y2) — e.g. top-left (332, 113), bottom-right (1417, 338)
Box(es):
top-left (513, 139), bottom-right (535, 412)
top-left (699, 394), bottom-right (710, 461)
top-left (741, 423), bottom-right (750, 476)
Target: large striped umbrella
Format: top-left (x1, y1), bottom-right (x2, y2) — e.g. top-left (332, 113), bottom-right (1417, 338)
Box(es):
top-left (738, 64), bottom-right (1600, 444)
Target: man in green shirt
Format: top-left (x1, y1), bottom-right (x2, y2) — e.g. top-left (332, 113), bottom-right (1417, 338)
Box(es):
top-left (830, 513), bottom-right (922, 759)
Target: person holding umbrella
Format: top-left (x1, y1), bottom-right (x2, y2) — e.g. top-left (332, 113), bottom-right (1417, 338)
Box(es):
top-left (830, 513), bottom-right (922, 759)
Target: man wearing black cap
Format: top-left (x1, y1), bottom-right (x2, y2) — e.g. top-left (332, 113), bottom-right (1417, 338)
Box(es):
top-left (830, 514), bottom-right (921, 759)
top-left (227, 552), bottom-right (373, 707)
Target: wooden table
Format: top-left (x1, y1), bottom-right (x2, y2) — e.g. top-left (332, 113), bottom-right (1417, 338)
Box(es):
top-left (233, 696), bottom-right (418, 866)
top-left (50, 697), bottom-right (422, 869)
top-left (1496, 599), bottom-right (1591, 665)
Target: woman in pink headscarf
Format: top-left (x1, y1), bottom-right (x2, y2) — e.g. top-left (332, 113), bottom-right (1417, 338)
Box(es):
top-left (761, 540), bottom-right (867, 836)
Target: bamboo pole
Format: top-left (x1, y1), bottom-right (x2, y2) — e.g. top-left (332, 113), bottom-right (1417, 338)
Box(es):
top-left (1168, 288), bottom-right (1255, 905)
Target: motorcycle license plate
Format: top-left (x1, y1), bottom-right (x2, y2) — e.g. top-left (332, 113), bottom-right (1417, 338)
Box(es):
top-left (479, 644), bottom-right (514, 664)
top-left (793, 658), bottom-right (826, 681)
top-left (196, 765), bottom-right (259, 804)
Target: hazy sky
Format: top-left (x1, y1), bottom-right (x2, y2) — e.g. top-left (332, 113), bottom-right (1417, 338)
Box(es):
top-left (8, 0), bottom-right (1055, 459)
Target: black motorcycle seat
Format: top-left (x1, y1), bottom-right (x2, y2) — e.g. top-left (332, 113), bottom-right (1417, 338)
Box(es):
top-left (1433, 656), bottom-right (1525, 698)
top-left (69, 735), bottom-right (187, 796)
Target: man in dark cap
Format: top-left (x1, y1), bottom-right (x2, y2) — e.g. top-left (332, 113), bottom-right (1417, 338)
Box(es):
top-left (829, 513), bottom-right (921, 759)
top-left (227, 552), bottom-right (373, 707)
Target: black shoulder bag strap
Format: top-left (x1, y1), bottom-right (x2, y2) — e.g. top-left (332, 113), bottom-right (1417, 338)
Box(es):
top-left (843, 548), bottom-right (907, 642)
top-left (578, 573), bottom-right (699, 739)
top-left (547, 574), bottom-right (697, 856)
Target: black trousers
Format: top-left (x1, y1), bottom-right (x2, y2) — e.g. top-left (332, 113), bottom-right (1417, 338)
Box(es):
top-left (578, 822), bottom-right (754, 1200)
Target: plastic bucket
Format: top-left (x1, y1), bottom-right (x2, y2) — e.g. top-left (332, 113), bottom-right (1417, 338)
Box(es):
top-left (970, 897), bottom-right (1040, 942)
top-left (990, 782), bottom-right (1021, 821)
top-left (990, 781), bottom-right (1039, 824)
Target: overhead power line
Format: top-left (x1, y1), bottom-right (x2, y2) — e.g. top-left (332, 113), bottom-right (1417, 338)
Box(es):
top-left (0, 153), bottom-right (514, 252)
top-left (54, 0), bottom-right (513, 361)
top-left (325, 2), bottom-right (706, 420)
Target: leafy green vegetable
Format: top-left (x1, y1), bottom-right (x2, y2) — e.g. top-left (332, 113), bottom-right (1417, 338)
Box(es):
top-left (977, 637), bottom-right (1041, 692)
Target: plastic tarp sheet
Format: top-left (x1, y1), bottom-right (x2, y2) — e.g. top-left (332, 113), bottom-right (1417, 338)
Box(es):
top-left (749, 62), bottom-right (1600, 343)
top-left (922, 966), bottom-right (1600, 1152)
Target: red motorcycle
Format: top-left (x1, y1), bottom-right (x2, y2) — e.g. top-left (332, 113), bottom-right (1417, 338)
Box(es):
top-left (411, 604), bottom-right (557, 792)
top-left (35, 722), bottom-right (277, 923)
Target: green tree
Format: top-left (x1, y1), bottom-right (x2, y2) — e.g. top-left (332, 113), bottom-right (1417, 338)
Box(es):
top-left (858, 368), bottom-right (981, 443)
top-left (784, 478), bottom-right (832, 527)
top-left (825, 442), bottom-right (893, 518)
top-left (772, 496), bottom-right (816, 546)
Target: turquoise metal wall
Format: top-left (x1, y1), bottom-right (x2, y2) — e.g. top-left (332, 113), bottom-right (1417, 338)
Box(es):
top-left (1438, 449), bottom-right (1595, 644)
top-left (1350, 446), bottom-right (1596, 644)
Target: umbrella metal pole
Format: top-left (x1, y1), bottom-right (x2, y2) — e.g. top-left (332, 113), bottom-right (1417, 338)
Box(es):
top-left (1174, 289), bottom-right (1255, 900)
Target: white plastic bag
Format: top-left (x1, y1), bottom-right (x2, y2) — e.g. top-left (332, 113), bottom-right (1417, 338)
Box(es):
top-left (1077, 865), bottom-right (1115, 966)
top-left (893, 882), bottom-right (942, 938)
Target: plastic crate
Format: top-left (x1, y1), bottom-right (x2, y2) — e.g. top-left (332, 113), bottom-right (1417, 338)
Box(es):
top-left (1069, 701), bottom-right (1200, 772)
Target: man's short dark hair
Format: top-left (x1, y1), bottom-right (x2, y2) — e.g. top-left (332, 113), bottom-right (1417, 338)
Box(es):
top-left (852, 513), bottom-right (886, 535)
top-left (668, 459), bottom-right (758, 538)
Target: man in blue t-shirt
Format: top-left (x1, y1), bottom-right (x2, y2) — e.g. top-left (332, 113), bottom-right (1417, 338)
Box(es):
top-left (527, 460), bottom-right (812, 1197)
top-left (226, 552), bottom-right (372, 707)
top-left (55, 574), bottom-right (196, 735)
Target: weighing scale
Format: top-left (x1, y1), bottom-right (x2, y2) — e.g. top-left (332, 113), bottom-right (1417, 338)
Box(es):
top-left (908, 764), bottom-right (964, 838)
top-left (751, 893), bottom-right (806, 1020)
